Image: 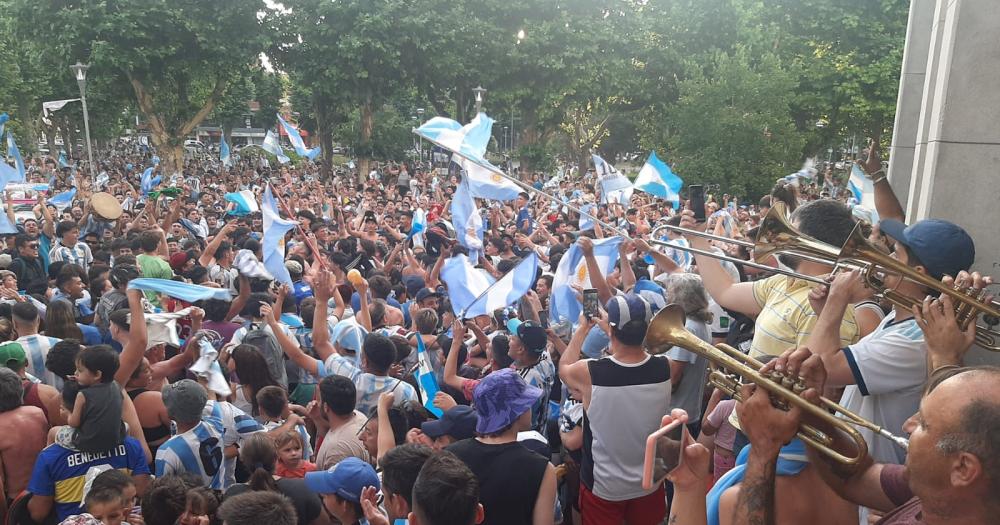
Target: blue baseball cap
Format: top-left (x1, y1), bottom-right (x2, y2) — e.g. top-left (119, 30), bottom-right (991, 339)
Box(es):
top-left (632, 280), bottom-right (667, 312)
top-left (606, 293), bottom-right (653, 328)
top-left (304, 457), bottom-right (379, 502)
top-left (878, 219), bottom-right (975, 279)
top-left (421, 405), bottom-right (479, 440)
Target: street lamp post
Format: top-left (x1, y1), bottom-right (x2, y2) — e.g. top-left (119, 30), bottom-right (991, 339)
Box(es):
top-left (416, 108), bottom-right (425, 161)
top-left (472, 86), bottom-right (487, 117)
top-left (70, 62), bottom-right (96, 179)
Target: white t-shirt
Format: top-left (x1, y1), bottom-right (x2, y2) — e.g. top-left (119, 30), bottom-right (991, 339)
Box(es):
top-left (839, 311), bottom-right (926, 465)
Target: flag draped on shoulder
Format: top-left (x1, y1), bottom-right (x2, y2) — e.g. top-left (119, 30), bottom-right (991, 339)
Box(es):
top-left (262, 184), bottom-right (298, 286)
top-left (460, 252), bottom-right (539, 318)
top-left (440, 254), bottom-right (496, 316)
top-left (634, 151), bottom-right (682, 205)
top-left (277, 113), bottom-right (320, 160)
top-left (220, 135), bottom-right (232, 167)
top-left (416, 336), bottom-right (444, 417)
top-left (550, 236), bottom-right (624, 326)
top-left (262, 130), bottom-right (290, 164)
top-left (224, 190), bottom-right (259, 216)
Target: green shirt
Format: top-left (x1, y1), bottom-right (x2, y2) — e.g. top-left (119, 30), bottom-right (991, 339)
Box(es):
top-left (136, 254), bottom-right (173, 307)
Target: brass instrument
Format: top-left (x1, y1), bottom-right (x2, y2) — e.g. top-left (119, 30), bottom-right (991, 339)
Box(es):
top-left (644, 304), bottom-right (910, 466)
top-left (650, 203), bottom-right (1000, 351)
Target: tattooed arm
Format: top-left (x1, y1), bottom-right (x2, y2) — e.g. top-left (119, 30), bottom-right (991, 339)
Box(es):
top-left (728, 448), bottom-right (778, 525)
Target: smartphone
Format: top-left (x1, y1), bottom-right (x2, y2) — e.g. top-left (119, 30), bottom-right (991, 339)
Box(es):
top-left (689, 185), bottom-right (706, 221)
top-left (539, 309), bottom-right (549, 329)
top-left (642, 415), bottom-right (687, 490)
top-left (582, 289), bottom-right (599, 319)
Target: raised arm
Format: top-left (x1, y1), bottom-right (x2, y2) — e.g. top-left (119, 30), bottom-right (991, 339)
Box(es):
top-left (678, 210), bottom-right (761, 315)
top-left (859, 138), bottom-right (904, 222)
top-left (199, 221), bottom-right (237, 267)
top-left (311, 271), bottom-right (337, 362)
top-left (578, 237), bottom-right (614, 305)
top-left (115, 288), bottom-right (148, 385)
top-left (261, 302), bottom-right (319, 377)
top-left (618, 241), bottom-right (636, 291)
top-left (443, 319), bottom-right (467, 392)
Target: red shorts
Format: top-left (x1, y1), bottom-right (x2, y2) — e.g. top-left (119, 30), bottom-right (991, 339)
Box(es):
top-left (580, 483), bottom-right (667, 525)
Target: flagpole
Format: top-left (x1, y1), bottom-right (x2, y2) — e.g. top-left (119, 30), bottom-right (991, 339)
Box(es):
top-left (267, 182), bottom-right (331, 270)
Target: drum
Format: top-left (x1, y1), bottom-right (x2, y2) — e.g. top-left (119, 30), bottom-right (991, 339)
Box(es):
top-left (90, 192), bottom-right (123, 221)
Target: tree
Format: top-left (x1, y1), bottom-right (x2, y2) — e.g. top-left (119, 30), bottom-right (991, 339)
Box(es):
top-left (13, 0), bottom-right (274, 174)
top-left (661, 50), bottom-right (805, 198)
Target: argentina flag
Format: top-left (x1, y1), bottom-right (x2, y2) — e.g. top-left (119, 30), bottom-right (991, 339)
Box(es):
top-left (439, 254), bottom-right (496, 316)
top-left (224, 190), bottom-right (259, 216)
top-left (220, 135), bottom-right (232, 167)
top-left (262, 184), bottom-right (298, 286)
top-left (6, 133), bottom-right (25, 181)
top-left (550, 236), bottom-right (623, 325)
top-left (48, 187), bottom-right (77, 212)
top-left (450, 176), bottom-right (485, 258)
top-left (262, 130), bottom-right (290, 164)
top-left (634, 151), bottom-right (682, 205)
top-left (277, 113), bottom-right (321, 160)
top-left (416, 336), bottom-right (444, 417)
top-left (461, 252), bottom-right (539, 319)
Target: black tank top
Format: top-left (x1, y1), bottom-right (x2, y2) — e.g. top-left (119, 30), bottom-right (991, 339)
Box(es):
top-left (446, 439), bottom-right (548, 525)
top-left (127, 388), bottom-right (171, 443)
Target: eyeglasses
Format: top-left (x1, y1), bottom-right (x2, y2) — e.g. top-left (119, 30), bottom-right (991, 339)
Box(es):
top-left (26, 243), bottom-right (39, 249)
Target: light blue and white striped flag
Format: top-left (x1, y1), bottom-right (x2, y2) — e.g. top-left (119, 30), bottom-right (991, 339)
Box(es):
top-left (416, 336), bottom-right (444, 417)
top-left (128, 278), bottom-right (232, 302)
top-left (0, 113), bottom-right (7, 138)
top-left (440, 254), bottom-right (496, 316)
top-left (262, 184), bottom-right (298, 286)
top-left (220, 135), bottom-right (232, 167)
top-left (459, 155), bottom-right (521, 201)
top-left (58, 152), bottom-right (71, 169)
top-left (461, 252), bottom-right (539, 319)
top-left (262, 130), bottom-right (290, 164)
top-left (550, 236), bottom-right (623, 326)
top-left (594, 154), bottom-right (631, 194)
top-left (414, 113), bottom-right (493, 161)
top-left (848, 163), bottom-right (875, 208)
top-left (6, 133), bottom-right (25, 182)
top-left (578, 203), bottom-right (596, 231)
top-left (140, 166), bottom-right (161, 195)
top-left (0, 161), bottom-right (20, 193)
top-left (451, 175), bottom-right (485, 259)
top-left (408, 208), bottom-right (427, 239)
top-left (634, 151), bottom-right (682, 206)
top-left (224, 190), bottom-right (259, 216)
top-left (48, 187), bottom-right (77, 212)
top-left (277, 114), bottom-right (320, 160)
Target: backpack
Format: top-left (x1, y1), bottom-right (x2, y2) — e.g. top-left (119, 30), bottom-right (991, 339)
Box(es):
top-left (242, 323), bottom-right (289, 388)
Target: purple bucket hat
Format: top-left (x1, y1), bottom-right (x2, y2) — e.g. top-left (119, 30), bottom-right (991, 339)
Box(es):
top-left (472, 368), bottom-right (543, 434)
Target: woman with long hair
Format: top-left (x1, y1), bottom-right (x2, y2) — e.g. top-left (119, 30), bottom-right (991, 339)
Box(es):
top-left (224, 433), bottom-right (322, 525)
top-left (228, 344), bottom-right (279, 416)
top-left (44, 299), bottom-right (102, 345)
top-left (125, 357), bottom-right (173, 457)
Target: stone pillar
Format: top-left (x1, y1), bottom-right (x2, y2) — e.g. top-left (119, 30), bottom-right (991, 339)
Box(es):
top-left (891, 0), bottom-right (1000, 364)
top-left (885, 0), bottom-right (936, 205)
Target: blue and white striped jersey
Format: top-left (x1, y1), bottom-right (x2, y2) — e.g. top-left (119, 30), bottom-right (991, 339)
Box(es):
top-left (317, 354), bottom-right (419, 416)
top-left (203, 400), bottom-right (264, 488)
top-left (155, 416), bottom-right (227, 490)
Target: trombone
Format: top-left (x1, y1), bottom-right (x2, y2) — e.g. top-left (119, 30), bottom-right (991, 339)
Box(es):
top-left (649, 203), bottom-right (1000, 351)
top-left (644, 304), bottom-right (910, 467)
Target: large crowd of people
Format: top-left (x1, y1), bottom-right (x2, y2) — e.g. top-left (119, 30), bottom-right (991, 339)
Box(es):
top-left (0, 139), bottom-right (995, 525)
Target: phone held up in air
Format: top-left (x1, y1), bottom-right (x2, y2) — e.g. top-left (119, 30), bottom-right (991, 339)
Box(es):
top-left (689, 184), bottom-right (706, 222)
top-left (582, 289), bottom-right (600, 320)
top-left (539, 309), bottom-right (549, 329)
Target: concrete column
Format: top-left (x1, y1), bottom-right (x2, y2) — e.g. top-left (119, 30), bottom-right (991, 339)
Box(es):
top-left (885, 0), bottom-right (936, 205)
top-left (897, 0), bottom-right (1000, 365)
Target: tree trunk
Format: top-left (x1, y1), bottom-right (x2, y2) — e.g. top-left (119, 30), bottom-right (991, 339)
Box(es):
top-left (313, 93), bottom-right (335, 181)
top-left (358, 93), bottom-right (374, 183)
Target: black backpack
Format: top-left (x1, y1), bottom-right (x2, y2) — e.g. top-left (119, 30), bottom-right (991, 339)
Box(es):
top-left (242, 323), bottom-right (288, 388)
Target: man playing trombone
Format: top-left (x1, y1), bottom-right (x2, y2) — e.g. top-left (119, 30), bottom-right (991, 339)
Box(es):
top-left (676, 199), bottom-right (880, 359)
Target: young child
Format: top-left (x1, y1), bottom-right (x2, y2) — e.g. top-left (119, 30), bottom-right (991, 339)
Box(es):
top-left (60, 469), bottom-right (139, 525)
top-left (66, 345), bottom-right (126, 452)
top-left (273, 430), bottom-right (317, 479)
top-left (178, 486), bottom-right (221, 525)
top-left (255, 385), bottom-right (314, 467)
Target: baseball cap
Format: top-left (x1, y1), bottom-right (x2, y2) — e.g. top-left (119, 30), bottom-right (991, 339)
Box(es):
top-left (632, 280), bottom-right (667, 312)
top-left (473, 369), bottom-right (542, 434)
top-left (421, 405), bottom-right (479, 441)
top-left (505, 319), bottom-right (548, 353)
top-left (403, 275), bottom-right (425, 298)
top-left (415, 288), bottom-right (441, 303)
top-left (0, 342), bottom-right (26, 369)
top-left (878, 219), bottom-right (975, 279)
top-left (305, 457), bottom-right (380, 502)
top-left (606, 293), bottom-right (653, 327)
top-left (161, 379), bottom-right (208, 423)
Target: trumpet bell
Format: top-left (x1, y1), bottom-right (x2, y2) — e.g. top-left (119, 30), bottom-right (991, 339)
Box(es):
top-left (753, 202), bottom-right (841, 265)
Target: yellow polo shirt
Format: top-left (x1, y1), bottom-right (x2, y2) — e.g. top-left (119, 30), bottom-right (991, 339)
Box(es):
top-left (749, 274), bottom-right (860, 358)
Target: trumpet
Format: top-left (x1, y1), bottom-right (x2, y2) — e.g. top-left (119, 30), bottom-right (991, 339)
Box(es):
top-left (644, 304), bottom-right (910, 467)
top-left (650, 203), bottom-right (1000, 351)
